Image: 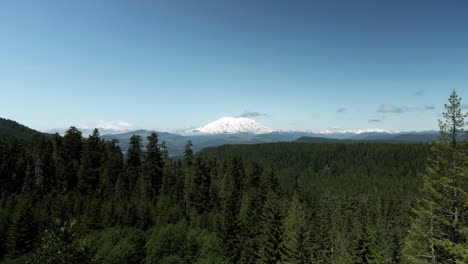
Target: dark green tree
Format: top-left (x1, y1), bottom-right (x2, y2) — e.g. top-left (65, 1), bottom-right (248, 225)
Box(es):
top-left (116, 135), bottom-right (142, 197)
top-left (403, 90), bottom-right (468, 263)
top-left (282, 192), bottom-right (312, 264)
top-left (62, 127), bottom-right (83, 190)
top-left (29, 219), bottom-right (94, 264)
top-left (218, 157), bottom-right (244, 262)
top-left (6, 197), bottom-right (38, 258)
top-left (184, 154), bottom-right (212, 224)
top-left (140, 132), bottom-right (164, 200)
top-left (257, 191), bottom-right (286, 264)
top-left (99, 139), bottom-right (123, 199)
top-left (78, 129), bottom-right (103, 195)
top-left (184, 140), bottom-right (194, 166)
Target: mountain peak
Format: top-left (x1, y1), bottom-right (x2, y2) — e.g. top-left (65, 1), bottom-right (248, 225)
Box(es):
top-left (191, 117), bottom-right (274, 134)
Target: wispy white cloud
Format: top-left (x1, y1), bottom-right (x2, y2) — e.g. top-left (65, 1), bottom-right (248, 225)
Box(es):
top-left (424, 104), bottom-right (435, 110)
top-left (378, 104), bottom-right (405, 113)
top-left (83, 120), bottom-right (135, 131)
top-left (239, 111), bottom-right (268, 117)
top-left (415, 90), bottom-right (424, 96)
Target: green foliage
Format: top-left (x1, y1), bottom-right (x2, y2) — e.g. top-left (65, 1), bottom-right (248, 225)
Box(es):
top-left (403, 90), bottom-right (468, 263)
top-left (6, 197), bottom-right (38, 258)
top-left (257, 191), bottom-right (286, 264)
top-left (145, 221), bottom-right (224, 264)
top-left (28, 219), bottom-right (94, 264)
top-left (1, 91), bottom-right (465, 263)
top-left (78, 129), bottom-right (103, 195)
top-left (0, 117), bottom-right (42, 140)
top-left (282, 192), bottom-right (311, 264)
top-left (90, 227), bottom-right (146, 264)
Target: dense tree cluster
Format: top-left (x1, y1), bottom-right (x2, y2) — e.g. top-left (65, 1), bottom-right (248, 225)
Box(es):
top-left (0, 91), bottom-right (466, 263)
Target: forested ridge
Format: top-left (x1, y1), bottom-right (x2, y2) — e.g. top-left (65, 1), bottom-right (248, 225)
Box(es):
top-left (0, 91), bottom-right (467, 263)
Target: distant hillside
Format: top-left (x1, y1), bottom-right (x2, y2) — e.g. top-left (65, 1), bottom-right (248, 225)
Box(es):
top-left (102, 130), bottom-right (298, 156)
top-left (296, 131), bottom-right (442, 144)
top-left (295, 137), bottom-right (355, 143)
top-left (0, 118), bottom-right (42, 140)
top-left (201, 142), bottom-right (430, 193)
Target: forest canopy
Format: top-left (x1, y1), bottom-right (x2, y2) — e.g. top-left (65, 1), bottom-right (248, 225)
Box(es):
top-left (0, 91), bottom-right (467, 263)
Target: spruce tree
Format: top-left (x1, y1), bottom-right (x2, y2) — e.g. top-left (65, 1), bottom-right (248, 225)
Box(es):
top-left (62, 127), bottom-right (83, 190)
top-left (238, 191), bottom-right (262, 264)
top-left (184, 154), bottom-right (211, 219)
top-left (403, 90), bottom-right (468, 263)
top-left (283, 192), bottom-right (312, 264)
top-left (77, 128), bottom-right (103, 195)
top-left (116, 135), bottom-right (142, 198)
top-left (141, 132), bottom-right (164, 200)
top-left (6, 197), bottom-right (38, 258)
top-left (218, 157), bottom-right (244, 262)
top-left (184, 140), bottom-right (194, 167)
top-left (257, 190), bottom-right (286, 264)
top-left (99, 139), bottom-right (123, 199)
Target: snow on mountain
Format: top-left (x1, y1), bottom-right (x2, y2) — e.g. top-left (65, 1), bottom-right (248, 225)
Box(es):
top-left (190, 117), bottom-right (274, 134)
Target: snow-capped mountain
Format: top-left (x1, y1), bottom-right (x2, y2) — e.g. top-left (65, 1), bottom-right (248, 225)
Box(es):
top-left (190, 117), bottom-right (274, 134)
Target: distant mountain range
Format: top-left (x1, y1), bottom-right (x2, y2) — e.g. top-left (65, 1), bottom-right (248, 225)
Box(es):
top-left (1, 116), bottom-right (445, 156)
top-left (101, 129), bottom-right (442, 156)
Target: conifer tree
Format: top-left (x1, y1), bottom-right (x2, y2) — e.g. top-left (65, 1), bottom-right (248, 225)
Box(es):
top-left (78, 129), bottom-right (103, 195)
top-left (141, 132), bottom-right (164, 199)
top-left (257, 190), bottom-right (286, 264)
top-left (116, 135), bottom-right (142, 198)
top-left (283, 192), bottom-right (312, 264)
top-left (51, 133), bottom-right (67, 192)
top-left (62, 127), bottom-right (83, 190)
top-left (184, 140), bottom-right (194, 167)
top-left (218, 157), bottom-right (244, 262)
top-left (184, 154), bottom-right (211, 219)
top-left (403, 90), bottom-right (468, 263)
top-left (6, 197), bottom-right (38, 258)
top-left (238, 191), bottom-right (262, 264)
top-left (99, 139), bottom-right (123, 198)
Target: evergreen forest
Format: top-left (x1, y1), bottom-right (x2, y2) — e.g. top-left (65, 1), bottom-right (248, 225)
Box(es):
top-left (0, 91), bottom-right (466, 263)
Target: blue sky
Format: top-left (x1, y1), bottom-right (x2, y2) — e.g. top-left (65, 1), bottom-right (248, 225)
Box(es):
top-left (0, 0), bottom-right (467, 132)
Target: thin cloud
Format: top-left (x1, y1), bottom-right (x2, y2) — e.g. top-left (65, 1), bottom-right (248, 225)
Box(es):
top-left (462, 104), bottom-right (468, 109)
top-left (378, 104), bottom-right (404, 113)
top-left (336, 107), bottom-right (346, 113)
top-left (368, 119), bottom-right (382, 123)
top-left (94, 120), bottom-right (135, 131)
top-left (415, 90), bottom-right (424, 96)
top-left (239, 111), bottom-right (268, 117)
top-left (424, 104), bottom-right (435, 110)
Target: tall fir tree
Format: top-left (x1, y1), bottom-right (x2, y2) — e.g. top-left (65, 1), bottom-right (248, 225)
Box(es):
top-left (6, 197), bottom-right (38, 258)
top-left (62, 127), bottom-right (83, 191)
top-left (99, 139), bottom-right (123, 199)
top-left (403, 90), bottom-right (468, 263)
top-left (78, 129), bottom-right (103, 195)
top-left (140, 132), bottom-right (164, 200)
top-left (257, 190), bottom-right (286, 264)
top-left (116, 135), bottom-right (142, 198)
top-left (218, 157), bottom-right (244, 263)
top-left (184, 140), bottom-right (194, 167)
top-left (184, 154), bottom-right (212, 222)
top-left (282, 191), bottom-right (312, 264)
